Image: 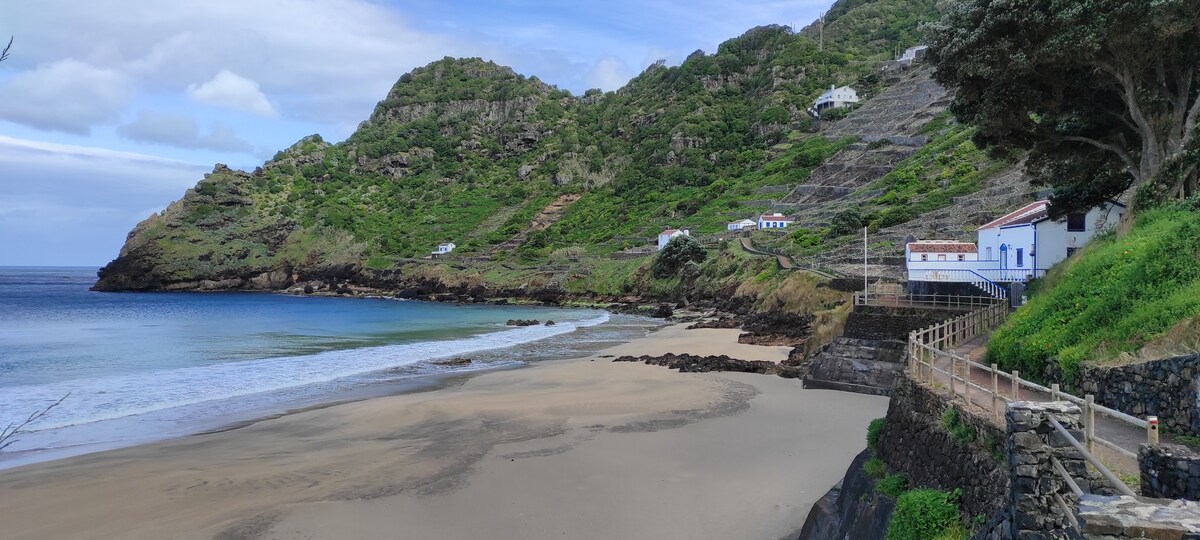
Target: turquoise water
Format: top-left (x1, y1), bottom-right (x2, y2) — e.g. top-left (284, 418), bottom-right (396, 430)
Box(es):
top-left (0, 267), bottom-right (653, 467)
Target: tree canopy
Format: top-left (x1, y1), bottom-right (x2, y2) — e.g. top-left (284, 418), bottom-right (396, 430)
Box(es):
top-left (925, 0), bottom-right (1200, 215)
top-left (652, 235), bottom-right (707, 279)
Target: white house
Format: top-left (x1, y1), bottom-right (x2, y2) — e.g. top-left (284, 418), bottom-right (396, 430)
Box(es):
top-left (727, 219), bottom-right (757, 231)
top-left (813, 85), bottom-right (859, 113)
top-left (906, 200), bottom-right (1125, 292)
top-left (657, 228), bottom-right (689, 250)
top-left (898, 45), bottom-right (928, 64)
top-left (758, 213), bottom-right (795, 229)
top-left (432, 242), bottom-right (456, 256)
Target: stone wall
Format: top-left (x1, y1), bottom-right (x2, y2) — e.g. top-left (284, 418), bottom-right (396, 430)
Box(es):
top-left (1051, 353), bottom-right (1200, 437)
top-left (877, 375), bottom-right (1009, 521)
top-left (802, 337), bottom-right (906, 396)
top-left (1140, 444), bottom-right (1200, 500)
top-left (843, 305), bottom-right (959, 341)
top-left (1005, 401), bottom-right (1088, 539)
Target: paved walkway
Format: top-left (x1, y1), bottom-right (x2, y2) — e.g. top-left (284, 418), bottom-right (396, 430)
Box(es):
top-left (923, 335), bottom-right (1170, 480)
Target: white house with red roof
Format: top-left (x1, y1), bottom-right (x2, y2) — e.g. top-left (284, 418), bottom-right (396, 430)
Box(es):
top-left (758, 213), bottom-right (795, 229)
top-left (657, 227), bottom-right (689, 250)
top-left (906, 200), bottom-right (1124, 294)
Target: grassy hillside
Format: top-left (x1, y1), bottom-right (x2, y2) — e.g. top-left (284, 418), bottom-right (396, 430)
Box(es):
top-left (95, 0), bottom-right (945, 293)
top-left (987, 201), bottom-right (1200, 379)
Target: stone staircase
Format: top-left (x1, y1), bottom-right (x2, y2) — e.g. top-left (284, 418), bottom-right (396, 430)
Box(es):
top-left (802, 337), bottom-right (908, 396)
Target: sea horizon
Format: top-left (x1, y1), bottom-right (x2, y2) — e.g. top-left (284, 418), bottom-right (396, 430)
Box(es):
top-left (0, 266), bottom-right (657, 469)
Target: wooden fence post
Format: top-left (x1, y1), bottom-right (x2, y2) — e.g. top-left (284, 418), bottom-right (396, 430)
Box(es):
top-left (1012, 370), bottom-right (1020, 400)
top-left (964, 354), bottom-right (971, 404)
top-left (1051, 383), bottom-right (1060, 402)
top-left (949, 355), bottom-right (956, 396)
top-left (1084, 394), bottom-right (1095, 453)
top-left (1148, 417), bottom-right (1160, 444)
top-left (991, 363), bottom-right (999, 420)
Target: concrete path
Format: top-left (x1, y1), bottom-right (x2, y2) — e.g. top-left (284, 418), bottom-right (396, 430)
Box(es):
top-left (924, 335), bottom-right (1170, 481)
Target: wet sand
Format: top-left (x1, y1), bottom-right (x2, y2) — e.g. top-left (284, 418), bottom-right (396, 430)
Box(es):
top-left (0, 324), bottom-right (888, 540)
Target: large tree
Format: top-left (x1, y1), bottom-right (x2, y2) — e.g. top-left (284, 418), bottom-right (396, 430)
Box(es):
top-left (925, 0), bottom-right (1200, 214)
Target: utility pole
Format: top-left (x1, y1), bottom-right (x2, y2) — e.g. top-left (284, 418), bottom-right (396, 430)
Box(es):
top-left (863, 227), bottom-right (868, 293)
top-left (819, 16), bottom-right (824, 52)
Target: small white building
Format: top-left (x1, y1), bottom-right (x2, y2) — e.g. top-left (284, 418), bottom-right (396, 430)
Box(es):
top-left (758, 213), bottom-right (795, 229)
top-left (727, 219), bottom-right (757, 231)
top-left (898, 45), bottom-right (928, 64)
top-left (657, 228), bottom-right (690, 250)
top-left (813, 85), bottom-right (859, 113)
top-left (905, 200), bottom-right (1125, 292)
top-left (432, 242), bottom-right (456, 256)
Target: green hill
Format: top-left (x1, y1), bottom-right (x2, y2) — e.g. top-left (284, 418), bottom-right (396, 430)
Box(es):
top-left (94, 0), bottom-right (943, 299)
top-left (987, 201), bottom-right (1200, 379)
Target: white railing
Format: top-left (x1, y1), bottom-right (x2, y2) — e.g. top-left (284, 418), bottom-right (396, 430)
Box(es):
top-left (855, 291), bottom-right (1005, 310)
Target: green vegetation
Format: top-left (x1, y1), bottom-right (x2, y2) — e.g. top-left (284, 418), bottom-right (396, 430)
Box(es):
top-left (926, 0), bottom-right (1200, 213)
top-left (940, 408), bottom-right (976, 443)
top-left (886, 489), bottom-right (964, 540)
top-left (864, 457), bottom-right (887, 479)
top-left (988, 203), bottom-right (1200, 380)
top-left (651, 235), bottom-right (707, 278)
top-left (877, 473), bottom-right (909, 497)
top-left (867, 417), bottom-right (885, 453)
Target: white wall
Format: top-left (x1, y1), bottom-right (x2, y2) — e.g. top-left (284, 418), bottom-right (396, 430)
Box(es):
top-left (997, 224), bottom-right (1035, 271)
top-left (1034, 203), bottom-right (1123, 269)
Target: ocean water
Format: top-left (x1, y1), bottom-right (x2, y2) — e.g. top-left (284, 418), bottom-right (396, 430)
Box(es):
top-left (0, 267), bottom-right (656, 468)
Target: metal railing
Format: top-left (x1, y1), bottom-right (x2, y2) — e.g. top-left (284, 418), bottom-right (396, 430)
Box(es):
top-left (856, 291), bottom-right (1006, 310)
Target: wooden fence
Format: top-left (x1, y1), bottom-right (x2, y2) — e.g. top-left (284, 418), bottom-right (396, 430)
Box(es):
top-left (907, 306), bottom-right (1161, 457)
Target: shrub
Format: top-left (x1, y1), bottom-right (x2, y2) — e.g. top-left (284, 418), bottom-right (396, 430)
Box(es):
top-left (829, 207), bottom-right (863, 237)
top-left (886, 489), bottom-right (962, 540)
top-left (941, 408), bottom-right (976, 443)
top-left (877, 473), bottom-right (909, 497)
top-left (651, 234), bottom-right (707, 279)
top-left (863, 457), bottom-right (887, 479)
top-left (867, 417), bottom-right (885, 453)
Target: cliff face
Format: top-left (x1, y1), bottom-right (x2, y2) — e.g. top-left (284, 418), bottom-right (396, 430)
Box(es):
top-left (94, 1), bottom-right (951, 293)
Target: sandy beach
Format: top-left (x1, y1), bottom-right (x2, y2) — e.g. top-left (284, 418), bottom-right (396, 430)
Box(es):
top-left (0, 324), bottom-right (888, 540)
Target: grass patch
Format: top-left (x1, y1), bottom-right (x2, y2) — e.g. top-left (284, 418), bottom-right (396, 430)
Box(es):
top-left (867, 417), bottom-right (885, 454)
top-left (941, 408), bottom-right (976, 443)
top-left (864, 457), bottom-right (887, 479)
top-left (987, 205), bottom-right (1200, 379)
top-left (877, 473), bottom-right (909, 498)
top-left (886, 489), bottom-right (963, 540)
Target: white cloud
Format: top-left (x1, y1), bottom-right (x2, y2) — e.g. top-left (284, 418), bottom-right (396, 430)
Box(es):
top-left (0, 59), bottom-right (132, 134)
top-left (186, 70), bottom-right (276, 116)
top-left (584, 56), bottom-right (634, 91)
top-left (117, 110), bottom-right (255, 153)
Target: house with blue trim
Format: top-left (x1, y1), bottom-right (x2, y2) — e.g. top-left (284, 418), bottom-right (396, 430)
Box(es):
top-left (906, 200), bottom-right (1124, 294)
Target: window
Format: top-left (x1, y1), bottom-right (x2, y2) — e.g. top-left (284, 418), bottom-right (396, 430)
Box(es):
top-left (986, 247), bottom-right (992, 260)
top-left (920, 254), bottom-right (928, 261)
top-left (937, 254), bottom-right (947, 261)
top-left (1016, 248), bottom-right (1024, 268)
top-left (957, 254), bottom-right (966, 261)
top-left (1067, 212), bottom-right (1087, 232)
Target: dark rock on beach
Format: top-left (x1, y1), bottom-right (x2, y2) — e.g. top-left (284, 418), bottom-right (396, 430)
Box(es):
top-left (506, 319), bottom-right (540, 326)
top-left (432, 357), bottom-right (472, 367)
top-left (613, 353), bottom-right (779, 375)
top-left (686, 316), bottom-right (740, 330)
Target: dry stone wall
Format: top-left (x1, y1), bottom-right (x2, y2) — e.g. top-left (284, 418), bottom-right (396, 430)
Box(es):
top-left (1141, 444), bottom-right (1200, 500)
top-left (1051, 353), bottom-right (1200, 437)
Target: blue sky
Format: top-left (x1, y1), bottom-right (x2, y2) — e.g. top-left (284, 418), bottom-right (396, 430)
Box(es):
top-left (0, 0), bottom-right (830, 266)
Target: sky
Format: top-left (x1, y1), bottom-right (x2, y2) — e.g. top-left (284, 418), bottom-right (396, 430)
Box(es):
top-left (0, 0), bottom-right (831, 266)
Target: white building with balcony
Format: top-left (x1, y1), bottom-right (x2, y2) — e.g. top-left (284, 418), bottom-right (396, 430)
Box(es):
top-left (906, 200), bottom-right (1124, 296)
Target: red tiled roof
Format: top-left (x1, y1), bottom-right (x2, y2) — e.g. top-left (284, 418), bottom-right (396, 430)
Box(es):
top-left (760, 213), bottom-right (794, 221)
top-left (978, 200), bottom-right (1049, 230)
top-left (660, 228), bottom-right (680, 235)
top-left (907, 242), bottom-right (977, 253)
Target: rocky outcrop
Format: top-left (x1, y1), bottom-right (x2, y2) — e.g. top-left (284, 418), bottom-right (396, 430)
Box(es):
top-left (796, 450), bottom-right (895, 540)
top-left (506, 319), bottom-right (540, 326)
top-left (686, 317), bottom-right (740, 330)
top-left (612, 353), bottom-right (779, 375)
top-left (802, 337), bottom-right (907, 395)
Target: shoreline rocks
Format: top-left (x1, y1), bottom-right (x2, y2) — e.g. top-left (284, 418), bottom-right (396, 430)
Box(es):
top-left (506, 319), bottom-right (540, 326)
top-left (613, 353), bottom-right (779, 375)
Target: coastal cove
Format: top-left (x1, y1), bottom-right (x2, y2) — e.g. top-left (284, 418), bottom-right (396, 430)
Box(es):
top-left (0, 323), bottom-right (888, 540)
top-left (0, 266), bottom-right (656, 469)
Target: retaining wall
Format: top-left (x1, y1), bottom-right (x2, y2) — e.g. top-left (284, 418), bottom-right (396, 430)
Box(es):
top-left (844, 305), bottom-right (959, 341)
top-left (1049, 353), bottom-right (1200, 437)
